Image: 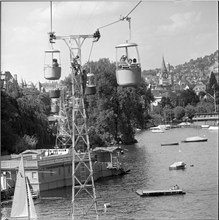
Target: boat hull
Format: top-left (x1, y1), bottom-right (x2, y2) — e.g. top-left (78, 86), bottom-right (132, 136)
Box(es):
top-left (161, 142), bottom-right (179, 146)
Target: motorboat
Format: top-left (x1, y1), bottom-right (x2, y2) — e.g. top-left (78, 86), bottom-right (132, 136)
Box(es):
top-left (151, 127), bottom-right (164, 133)
top-left (201, 125), bottom-right (210, 128)
top-left (182, 136), bottom-right (208, 143)
top-left (169, 161), bottom-right (186, 170)
top-left (208, 126), bottom-right (219, 131)
top-left (161, 142), bottom-right (179, 146)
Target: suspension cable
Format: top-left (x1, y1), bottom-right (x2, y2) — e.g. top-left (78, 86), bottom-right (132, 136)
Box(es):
top-left (97, 1), bottom-right (142, 30)
top-left (50, 1), bottom-right (53, 33)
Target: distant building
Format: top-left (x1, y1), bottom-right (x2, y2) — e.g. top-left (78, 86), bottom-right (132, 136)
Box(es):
top-left (178, 75), bottom-right (190, 90)
top-left (193, 82), bottom-right (206, 95)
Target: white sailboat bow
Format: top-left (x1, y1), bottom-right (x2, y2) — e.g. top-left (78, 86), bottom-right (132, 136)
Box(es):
top-left (11, 155), bottom-right (37, 219)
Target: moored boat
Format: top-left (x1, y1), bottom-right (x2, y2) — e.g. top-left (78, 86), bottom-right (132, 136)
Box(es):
top-left (181, 136), bottom-right (208, 143)
top-left (201, 124), bottom-right (210, 128)
top-left (169, 161), bottom-right (186, 170)
top-left (161, 142), bottom-right (179, 146)
top-left (151, 127), bottom-right (164, 133)
top-left (208, 126), bottom-right (219, 131)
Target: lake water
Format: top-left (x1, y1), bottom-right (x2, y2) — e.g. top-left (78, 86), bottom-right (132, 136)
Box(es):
top-left (1, 127), bottom-right (218, 220)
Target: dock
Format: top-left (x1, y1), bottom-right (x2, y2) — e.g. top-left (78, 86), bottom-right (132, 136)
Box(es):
top-left (136, 189), bottom-right (186, 197)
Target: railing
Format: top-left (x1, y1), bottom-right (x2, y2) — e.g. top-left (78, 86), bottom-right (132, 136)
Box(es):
top-left (38, 152), bottom-right (95, 167)
top-left (1, 160), bottom-right (38, 170)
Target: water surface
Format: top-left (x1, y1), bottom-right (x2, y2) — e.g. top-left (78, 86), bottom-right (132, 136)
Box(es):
top-left (2, 127), bottom-right (218, 220)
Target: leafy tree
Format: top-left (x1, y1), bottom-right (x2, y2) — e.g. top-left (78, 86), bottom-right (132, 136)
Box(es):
top-left (1, 86), bottom-right (55, 154)
top-left (196, 100), bottom-right (214, 113)
top-left (163, 108), bottom-right (174, 122)
top-left (160, 97), bottom-right (173, 109)
top-left (83, 58), bottom-right (154, 145)
top-left (178, 88), bottom-right (199, 107)
top-left (185, 104), bottom-right (196, 120)
top-left (174, 106), bottom-right (185, 121)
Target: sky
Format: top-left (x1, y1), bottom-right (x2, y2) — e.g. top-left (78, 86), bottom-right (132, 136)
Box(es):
top-left (1, 0), bottom-right (218, 84)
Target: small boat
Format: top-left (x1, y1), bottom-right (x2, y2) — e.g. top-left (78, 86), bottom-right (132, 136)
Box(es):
top-left (10, 155), bottom-right (37, 219)
top-left (208, 126), bottom-right (219, 131)
top-left (161, 142), bottom-right (179, 146)
top-left (201, 125), bottom-right (210, 128)
top-left (169, 161), bottom-right (186, 170)
top-left (136, 188), bottom-right (186, 197)
top-left (151, 127), bottom-right (164, 133)
top-left (181, 136), bottom-right (208, 143)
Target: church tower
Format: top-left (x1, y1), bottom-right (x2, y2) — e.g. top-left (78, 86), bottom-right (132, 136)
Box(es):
top-left (158, 56), bottom-right (172, 87)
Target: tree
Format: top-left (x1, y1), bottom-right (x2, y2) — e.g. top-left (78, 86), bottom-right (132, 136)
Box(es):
top-left (174, 106), bottom-right (185, 121)
top-left (1, 87), bottom-right (55, 155)
top-left (163, 108), bottom-right (174, 123)
top-left (196, 100), bottom-right (214, 113)
top-left (178, 88), bottom-right (199, 107)
top-left (207, 72), bottom-right (217, 96)
top-left (83, 58), bottom-right (154, 145)
top-left (185, 104), bottom-right (196, 120)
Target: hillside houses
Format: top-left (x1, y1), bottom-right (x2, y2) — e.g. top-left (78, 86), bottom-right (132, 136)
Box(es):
top-left (144, 50), bottom-right (218, 100)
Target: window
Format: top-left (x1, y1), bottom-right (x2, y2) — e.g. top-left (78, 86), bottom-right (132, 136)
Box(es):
top-left (32, 172), bottom-right (37, 179)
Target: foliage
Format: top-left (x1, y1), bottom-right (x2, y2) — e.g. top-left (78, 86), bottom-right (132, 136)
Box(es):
top-left (163, 108), bottom-right (174, 122)
top-left (174, 106), bottom-right (185, 121)
top-left (207, 72), bottom-right (218, 96)
top-left (177, 88), bottom-right (200, 107)
top-left (195, 100), bottom-right (214, 113)
top-left (185, 104), bottom-right (196, 120)
top-left (83, 58), bottom-right (154, 145)
top-left (1, 87), bottom-right (55, 155)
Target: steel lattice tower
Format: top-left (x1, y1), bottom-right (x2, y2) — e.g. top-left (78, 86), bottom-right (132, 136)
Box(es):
top-left (53, 34), bottom-right (99, 219)
top-left (55, 89), bottom-right (72, 149)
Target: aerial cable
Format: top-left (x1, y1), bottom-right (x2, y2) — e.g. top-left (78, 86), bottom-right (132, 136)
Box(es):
top-left (97, 1), bottom-right (142, 30)
top-left (87, 41), bottom-right (95, 73)
top-left (123, 0), bottom-right (142, 20)
top-left (50, 1), bottom-right (53, 33)
top-left (49, 1), bottom-right (56, 46)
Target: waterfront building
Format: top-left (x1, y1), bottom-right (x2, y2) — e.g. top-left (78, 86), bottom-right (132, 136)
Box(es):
top-left (1, 147), bottom-right (125, 197)
top-left (192, 112), bottom-right (219, 126)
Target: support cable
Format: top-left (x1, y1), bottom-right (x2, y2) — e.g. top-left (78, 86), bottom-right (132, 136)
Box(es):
top-left (97, 1), bottom-right (141, 30)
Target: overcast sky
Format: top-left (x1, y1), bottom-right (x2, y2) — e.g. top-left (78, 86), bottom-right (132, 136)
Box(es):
top-left (1, 1), bottom-right (218, 84)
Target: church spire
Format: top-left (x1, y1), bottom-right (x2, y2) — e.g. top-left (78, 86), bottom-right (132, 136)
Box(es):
top-left (161, 56), bottom-right (168, 73)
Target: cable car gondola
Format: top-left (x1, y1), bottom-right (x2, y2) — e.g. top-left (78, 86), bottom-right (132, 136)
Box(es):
top-left (85, 72), bottom-right (96, 95)
top-left (49, 89), bottom-right (61, 98)
top-left (44, 49), bottom-right (61, 80)
top-left (115, 42), bottom-right (141, 87)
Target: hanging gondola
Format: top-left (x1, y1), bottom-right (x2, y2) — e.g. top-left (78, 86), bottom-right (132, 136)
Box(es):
top-left (51, 103), bottom-right (59, 113)
top-left (44, 49), bottom-right (61, 80)
top-left (49, 89), bottom-right (61, 98)
top-left (115, 42), bottom-right (141, 87)
top-left (85, 72), bottom-right (96, 95)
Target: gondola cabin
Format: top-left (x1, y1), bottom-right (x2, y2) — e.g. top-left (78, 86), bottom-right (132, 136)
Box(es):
top-left (49, 89), bottom-right (60, 98)
top-left (51, 104), bottom-right (59, 114)
top-left (44, 49), bottom-right (61, 80)
top-left (85, 73), bottom-right (96, 95)
top-left (116, 42), bottom-right (141, 87)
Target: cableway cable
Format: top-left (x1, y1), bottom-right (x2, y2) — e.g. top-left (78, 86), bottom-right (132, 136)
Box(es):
top-left (97, 1), bottom-right (142, 30)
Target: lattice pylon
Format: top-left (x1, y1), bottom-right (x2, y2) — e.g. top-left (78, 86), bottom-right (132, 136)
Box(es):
top-left (64, 36), bottom-right (98, 220)
top-left (55, 90), bottom-right (72, 149)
